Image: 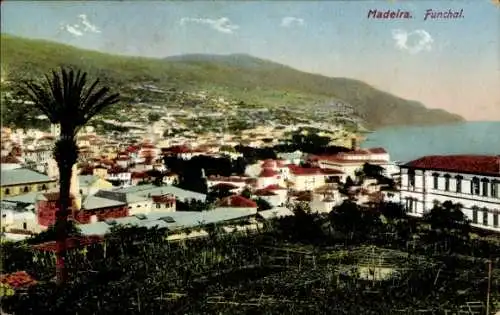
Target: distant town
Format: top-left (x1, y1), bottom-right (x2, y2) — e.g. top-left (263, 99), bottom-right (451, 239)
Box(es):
top-left (1, 88), bottom-right (499, 240)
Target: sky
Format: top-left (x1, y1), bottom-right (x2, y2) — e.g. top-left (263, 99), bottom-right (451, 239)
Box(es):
top-left (1, 0), bottom-right (499, 121)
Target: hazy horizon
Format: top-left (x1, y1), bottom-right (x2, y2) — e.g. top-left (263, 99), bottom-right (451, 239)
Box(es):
top-left (1, 1), bottom-right (499, 121)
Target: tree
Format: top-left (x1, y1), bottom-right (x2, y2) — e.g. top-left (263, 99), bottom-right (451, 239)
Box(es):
top-left (254, 198), bottom-right (272, 211)
top-left (240, 188), bottom-right (252, 199)
top-left (329, 200), bottom-right (365, 242)
top-left (147, 112), bottom-right (161, 123)
top-left (423, 201), bottom-right (471, 252)
top-left (20, 67), bottom-right (119, 285)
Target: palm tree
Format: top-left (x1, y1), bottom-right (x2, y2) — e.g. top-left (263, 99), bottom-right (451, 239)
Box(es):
top-left (20, 67), bottom-right (119, 285)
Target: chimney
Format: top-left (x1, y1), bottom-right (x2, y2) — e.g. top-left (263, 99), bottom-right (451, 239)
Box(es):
top-left (351, 137), bottom-right (359, 151)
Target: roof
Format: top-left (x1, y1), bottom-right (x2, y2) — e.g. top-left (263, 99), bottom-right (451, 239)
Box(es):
top-left (263, 184), bottom-right (287, 190)
top-left (82, 195), bottom-right (126, 210)
top-left (369, 147), bottom-right (388, 154)
top-left (211, 183), bottom-right (239, 190)
top-left (404, 155), bottom-right (500, 176)
top-left (2, 191), bottom-right (41, 204)
top-left (78, 175), bottom-right (100, 188)
top-left (78, 207), bottom-right (257, 236)
top-left (0, 168), bottom-right (54, 186)
top-left (254, 189), bottom-right (277, 196)
top-left (217, 195), bottom-right (258, 208)
top-left (109, 184), bottom-right (207, 202)
top-left (288, 165), bottom-right (323, 176)
top-left (261, 159), bottom-right (276, 168)
top-left (259, 168), bottom-right (279, 178)
top-left (258, 207), bottom-right (295, 220)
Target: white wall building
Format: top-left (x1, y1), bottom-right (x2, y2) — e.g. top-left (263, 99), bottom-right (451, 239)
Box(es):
top-left (400, 155), bottom-right (500, 232)
top-left (314, 148), bottom-right (391, 180)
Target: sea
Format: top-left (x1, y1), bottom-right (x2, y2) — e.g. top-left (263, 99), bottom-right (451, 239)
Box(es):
top-left (360, 121), bottom-right (500, 163)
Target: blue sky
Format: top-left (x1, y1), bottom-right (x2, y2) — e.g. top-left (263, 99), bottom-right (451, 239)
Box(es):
top-left (1, 1), bottom-right (499, 121)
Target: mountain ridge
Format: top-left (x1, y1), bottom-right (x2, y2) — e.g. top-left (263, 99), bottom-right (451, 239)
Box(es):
top-left (0, 34), bottom-right (464, 129)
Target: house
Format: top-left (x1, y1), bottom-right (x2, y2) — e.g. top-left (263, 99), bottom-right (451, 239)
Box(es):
top-left (1, 201), bottom-right (42, 234)
top-left (400, 155), bottom-right (500, 232)
top-left (106, 166), bottom-right (132, 185)
top-left (287, 165), bottom-right (329, 191)
top-left (206, 175), bottom-right (249, 191)
top-left (217, 195), bottom-right (258, 209)
top-left (96, 184), bottom-right (204, 215)
top-left (0, 168), bottom-right (57, 198)
top-left (78, 175), bottom-right (113, 196)
top-left (310, 147), bottom-right (392, 180)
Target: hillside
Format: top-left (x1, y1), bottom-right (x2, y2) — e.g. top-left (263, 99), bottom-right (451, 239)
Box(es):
top-left (0, 34), bottom-right (464, 129)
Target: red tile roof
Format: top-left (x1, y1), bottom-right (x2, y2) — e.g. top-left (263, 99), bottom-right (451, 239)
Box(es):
top-left (131, 172), bottom-right (147, 179)
top-left (165, 145), bottom-right (191, 154)
top-left (369, 147), bottom-right (388, 154)
top-left (263, 184), bottom-right (287, 190)
top-left (217, 195), bottom-right (258, 208)
top-left (276, 159), bottom-right (287, 167)
top-left (211, 183), bottom-right (239, 190)
top-left (254, 189), bottom-right (277, 196)
top-left (288, 165), bottom-right (323, 176)
top-left (126, 146), bottom-right (140, 153)
top-left (405, 155), bottom-right (500, 176)
top-left (259, 168), bottom-right (279, 178)
top-left (261, 159), bottom-right (276, 168)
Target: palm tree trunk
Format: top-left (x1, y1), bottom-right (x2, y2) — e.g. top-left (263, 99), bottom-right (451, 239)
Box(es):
top-left (55, 162), bottom-right (72, 285)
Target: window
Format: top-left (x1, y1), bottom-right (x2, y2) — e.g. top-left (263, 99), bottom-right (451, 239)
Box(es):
top-left (492, 180), bottom-right (498, 198)
top-left (455, 176), bottom-right (462, 193)
top-left (482, 209), bottom-right (489, 226)
top-left (433, 173), bottom-right (439, 189)
top-left (41, 184), bottom-right (47, 190)
top-left (472, 207), bottom-right (478, 224)
top-left (482, 179), bottom-right (489, 197)
top-left (156, 204), bottom-right (161, 209)
top-left (405, 198), bottom-right (414, 213)
top-left (471, 177), bottom-right (480, 195)
top-left (23, 222), bottom-right (27, 230)
top-left (4, 188), bottom-right (10, 196)
top-left (23, 186), bottom-right (30, 193)
top-left (493, 213), bottom-right (499, 227)
top-left (444, 174), bottom-right (450, 191)
top-left (408, 169), bottom-right (415, 189)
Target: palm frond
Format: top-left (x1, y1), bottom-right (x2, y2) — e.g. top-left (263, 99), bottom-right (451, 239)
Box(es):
top-left (17, 66), bottom-right (120, 137)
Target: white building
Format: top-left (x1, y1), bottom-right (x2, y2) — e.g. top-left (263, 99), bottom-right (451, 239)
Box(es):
top-left (400, 155), bottom-right (500, 232)
top-left (312, 147), bottom-right (392, 180)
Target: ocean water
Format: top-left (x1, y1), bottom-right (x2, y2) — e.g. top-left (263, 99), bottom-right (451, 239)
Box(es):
top-left (360, 122), bottom-right (500, 163)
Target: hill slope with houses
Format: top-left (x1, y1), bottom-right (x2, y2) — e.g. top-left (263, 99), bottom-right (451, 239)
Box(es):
top-left (1, 34), bottom-right (464, 130)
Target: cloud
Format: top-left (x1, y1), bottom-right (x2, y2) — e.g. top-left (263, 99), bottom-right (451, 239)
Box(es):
top-left (64, 24), bottom-right (84, 37)
top-left (281, 17), bottom-right (305, 27)
top-left (391, 29), bottom-right (434, 54)
top-left (61, 14), bottom-right (101, 37)
top-left (180, 17), bottom-right (239, 34)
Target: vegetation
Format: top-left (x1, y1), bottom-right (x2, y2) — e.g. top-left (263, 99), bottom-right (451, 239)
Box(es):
top-left (1, 201), bottom-right (498, 314)
top-left (1, 34), bottom-right (464, 129)
top-left (19, 67), bottom-right (119, 285)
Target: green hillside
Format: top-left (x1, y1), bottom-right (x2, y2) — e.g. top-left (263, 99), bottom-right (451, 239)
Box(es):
top-left (0, 34), bottom-right (464, 129)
